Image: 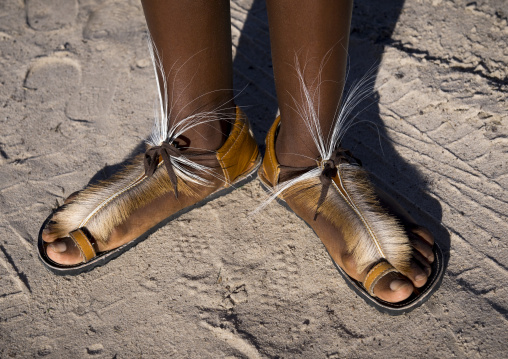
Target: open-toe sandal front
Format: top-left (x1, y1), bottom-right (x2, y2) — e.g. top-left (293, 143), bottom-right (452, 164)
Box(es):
top-left (258, 116), bottom-right (444, 315)
top-left (38, 107), bottom-right (261, 275)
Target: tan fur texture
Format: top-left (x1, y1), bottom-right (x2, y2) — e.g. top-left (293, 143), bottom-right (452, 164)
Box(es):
top-left (48, 155), bottom-right (216, 245)
top-left (283, 164), bottom-right (412, 274)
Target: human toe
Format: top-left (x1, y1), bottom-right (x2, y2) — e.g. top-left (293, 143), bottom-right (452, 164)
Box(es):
top-left (411, 226), bottom-right (434, 246)
top-left (46, 237), bottom-right (84, 265)
top-left (410, 232), bottom-right (435, 263)
top-left (405, 258), bottom-right (430, 288)
top-left (42, 226), bottom-right (59, 243)
top-left (372, 272), bottom-right (413, 303)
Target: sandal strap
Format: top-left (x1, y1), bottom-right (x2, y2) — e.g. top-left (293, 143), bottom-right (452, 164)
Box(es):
top-left (364, 260), bottom-right (398, 296)
top-left (69, 228), bottom-right (97, 263)
top-left (260, 116), bottom-right (281, 187)
top-left (216, 107), bottom-right (259, 185)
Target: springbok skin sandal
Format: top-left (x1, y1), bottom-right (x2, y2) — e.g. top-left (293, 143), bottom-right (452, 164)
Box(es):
top-left (258, 116), bottom-right (444, 315)
top-left (38, 107), bottom-right (260, 275)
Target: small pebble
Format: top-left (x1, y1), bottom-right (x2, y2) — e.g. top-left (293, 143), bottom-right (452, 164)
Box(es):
top-left (86, 344), bottom-right (104, 355)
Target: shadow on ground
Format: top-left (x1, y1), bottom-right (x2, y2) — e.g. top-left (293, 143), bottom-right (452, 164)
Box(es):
top-left (233, 0), bottom-right (450, 267)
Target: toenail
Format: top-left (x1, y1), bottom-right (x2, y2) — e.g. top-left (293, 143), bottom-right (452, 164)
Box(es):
top-left (427, 253), bottom-right (434, 262)
top-left (49, 242), bottom-right (66, 253)
top-left (415, 273), bottom-right (427, 282)
top-left (390, 279), bottom-right (409, 291)
top-left (43, 228), bottom-right (50, 235)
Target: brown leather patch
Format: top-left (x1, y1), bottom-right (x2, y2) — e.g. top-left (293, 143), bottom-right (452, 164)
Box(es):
top-left (69, 228), bottom-right (96, 263)
top-left (260, 116), bottom-right (281, 187)
top-left (216, 108), bottom-right (259, 185)
top-left (364, 260), bottom-right (396, 296)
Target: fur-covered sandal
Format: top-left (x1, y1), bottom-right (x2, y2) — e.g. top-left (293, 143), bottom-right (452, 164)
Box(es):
top-left (38, 107), bottom-right (260, 275)
top-left (258, 116), bottom-right (444, 315)
top-left (39, 36), bottom-right (261, 275)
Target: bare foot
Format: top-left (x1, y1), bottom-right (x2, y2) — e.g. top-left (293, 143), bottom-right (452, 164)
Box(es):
top-left (285, 187), bottom-right (434, 303)
top-left (42, 156), bottom-right (224, 266)
top-left (259, 116), bottom-right (436, 305)
top-left (40, 110), bottom-right (260, 269)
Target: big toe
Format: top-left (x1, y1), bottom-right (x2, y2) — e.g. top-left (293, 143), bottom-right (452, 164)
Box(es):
top-left (372, 272), bottom-right (414, 303)
top-left (342, 255), bottom-right (415, 303)
top-left (45, 237), bottom-right (84, 265)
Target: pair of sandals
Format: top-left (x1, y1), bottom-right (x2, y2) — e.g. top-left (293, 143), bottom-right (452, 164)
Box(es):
top-left (38, 108), bottom-right (444, 315)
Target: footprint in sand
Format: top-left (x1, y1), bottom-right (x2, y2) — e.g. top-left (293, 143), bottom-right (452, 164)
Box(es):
top-left (26, 0), bottom-right (78, 31)
top-left (83, 1), bottom-right (144, 42)
top-left (24, 54), bottom-right (81, 106)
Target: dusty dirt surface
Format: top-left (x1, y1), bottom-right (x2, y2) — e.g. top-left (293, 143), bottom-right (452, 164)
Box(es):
top-left (0, 0), bottom-right (507, 358)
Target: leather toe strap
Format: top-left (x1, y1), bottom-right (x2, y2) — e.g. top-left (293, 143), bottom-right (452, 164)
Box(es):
top-left (364, 260), bottom-right (398, 297)
top-left (69, 228), bottom-right (97, 263)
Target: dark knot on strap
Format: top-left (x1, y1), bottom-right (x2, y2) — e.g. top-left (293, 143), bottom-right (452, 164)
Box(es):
top-left (314, 147), bottom-right (362, 220)
top-left (144, 142), bottom-right (182, 198)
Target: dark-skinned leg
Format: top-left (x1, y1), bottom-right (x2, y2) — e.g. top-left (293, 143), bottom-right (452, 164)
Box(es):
top-left (265, 0), bottom-right (435, 303)
top-left (267, 0), bottom-right (352, 167)
top-left (141, 0), bottom-right (235, 151)
top-left (42, 0), bottom-right (238, 265)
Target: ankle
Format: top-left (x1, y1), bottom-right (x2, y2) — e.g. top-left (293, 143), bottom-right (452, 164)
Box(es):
top-left (169, 100), bottom-right (236, 152)
top-left (275, 122), bottom-right (319, 168)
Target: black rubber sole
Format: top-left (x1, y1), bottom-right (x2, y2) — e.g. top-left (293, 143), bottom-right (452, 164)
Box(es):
top-left (38, 158), bottom-right (261, 276)
top-left (258, 177), bottom-right (445, 316)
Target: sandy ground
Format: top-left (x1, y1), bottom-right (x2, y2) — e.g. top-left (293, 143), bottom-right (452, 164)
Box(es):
top-left (0, 0), bottom-right (507, 358)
